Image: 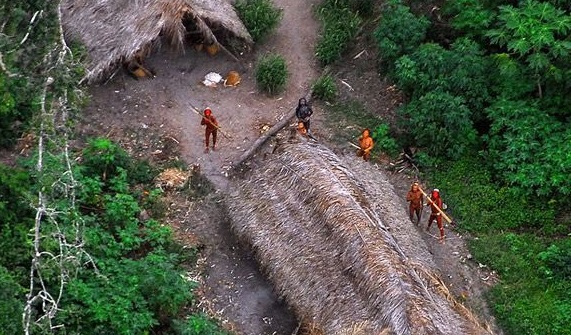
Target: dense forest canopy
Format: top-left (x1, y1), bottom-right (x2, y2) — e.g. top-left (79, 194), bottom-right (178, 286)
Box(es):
top-left (0, 0), bottom-right (570, 334)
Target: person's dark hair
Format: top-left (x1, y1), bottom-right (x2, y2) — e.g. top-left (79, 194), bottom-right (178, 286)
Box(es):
top-left (298, 97), bottom-right (307, 106)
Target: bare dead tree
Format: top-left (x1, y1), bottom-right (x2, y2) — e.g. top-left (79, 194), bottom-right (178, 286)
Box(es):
top-left (22, 4), bottom-right (98, 334)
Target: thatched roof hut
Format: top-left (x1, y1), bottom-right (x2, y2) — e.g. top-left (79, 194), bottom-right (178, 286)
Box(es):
top-left (228, 137), bottom-right (493, 335)
top-left (61, 0), bottom-right (253, 83)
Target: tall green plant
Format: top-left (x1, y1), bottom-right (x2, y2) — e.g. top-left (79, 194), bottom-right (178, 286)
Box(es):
top-left (485, 99), bottom-right (571, 198)
top-left (373, 0), bottom-right (429, 73)
top-left (235, 0), bottom-right (283, 42)
top-left (398, 90), bottom-right (477, 160)
top-left (486, 0), bottom-right (571, 98)
top-left (255, 53), bottom-right (288, 95)
top-left (315, 0), bottom-right (362, 65)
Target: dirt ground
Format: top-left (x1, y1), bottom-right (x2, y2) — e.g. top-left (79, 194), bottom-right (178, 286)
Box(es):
top-left (78, 0), bottom-right (502, 334)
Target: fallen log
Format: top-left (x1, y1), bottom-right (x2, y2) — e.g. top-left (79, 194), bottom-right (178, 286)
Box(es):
top-left (232, 91), bottom-right (313, 170)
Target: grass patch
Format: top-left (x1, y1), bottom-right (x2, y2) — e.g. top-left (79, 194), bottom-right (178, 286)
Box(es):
top-left (255, 53), bottom-right (288, 95)
top-left (471, 233), bottom-right (571, 335)
top-left (315, 0), bottom-right (362, 65)
top-left (312, 74), bottom-right (337, 101)
top-left (235, 0), bottom-right (283, 43)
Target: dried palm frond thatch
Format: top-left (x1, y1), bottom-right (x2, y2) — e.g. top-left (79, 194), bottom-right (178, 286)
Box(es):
top-left (228, 137), bottom-right (493, 335)
top-left (61, 0), bottom-right (253, 83)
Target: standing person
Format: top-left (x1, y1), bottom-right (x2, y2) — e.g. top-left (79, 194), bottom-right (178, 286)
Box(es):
top-left (200, 107), bottom-right (218, 153)
top-left (406, 182), bottom-right (423, 224)
top-left (356, 128), bottom-right (374, 161)
top-left (426, 188), bottom-right (445, 243)
top-left (295, 97), bottom-right (313, 136)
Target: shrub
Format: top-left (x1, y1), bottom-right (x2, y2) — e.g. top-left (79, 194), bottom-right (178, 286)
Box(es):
top-left (316, 1), bottom-right (362, 65)
top-left (173, 314), bottom-right (230, 335)
top-left (538, 239), bottom-right (571, 280)
top-left (235, 0), bottom-right (283, 42)
top-left (398, 90), bottom-right (477, 160)
top-left (371, 123), bottom-right (399, 157)
top-left (373, 0), bottom-right (429, 73)
top-left (81, 137), bottom-right (131, 181)
top-left (0, 266), bottom-right (24, 334)
top-left (470, 233), bottom-right (571, 335)
top-left (255, 53), bottom-right (288, 95)
top-left (394, 39), bottom-right (491, 114)
top-left (311, 74), bottom-right (337, 101)
top-left (485, 99), bottom-right (571, 198)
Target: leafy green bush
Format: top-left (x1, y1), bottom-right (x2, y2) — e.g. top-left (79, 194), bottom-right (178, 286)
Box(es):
top-left (373, 0), bottom-right (429, 73)
top-left (443, 0), bottom-right (495, 37)
top-left (371, 123), bottom-right (399, 157)
top-left (398, 90), bottom-right (477, 160)
top-left (312, 74), bottom-right (337, 101)
top-left (173, 314), bottom-right (230, 335)
top-left (235, 0), bottom-right (283, 42)
top-left (538, 238), bottom-right (571, 280)
top-left (315, 0), bottom-right (362, 65)
top-left (0, 266), bottom-right (24, 334)
top-left (255, 53), bottom-right (288, 95)
top-left (394, 39), bottom-right (491, 114)
top-left (485, 99), bottom-right (571, 198)
top-left (471, 233), bottom-right (571, 335)
top-left (81, 138), bottom-right (131, 181)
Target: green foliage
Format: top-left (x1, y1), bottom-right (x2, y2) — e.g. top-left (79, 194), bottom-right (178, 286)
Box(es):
top-left (235, 0), bottom-right (283, 42)
top-left (63, 250), bottom-right (195, 335)
top-left (255, 53), bottom-right (288, 95)
top-left (348, 0), bottom-right (375, 17)
top-left (470, 233), bottom-right (571, 335)
top-left (373, 0), bottom-right (429, 72)
top-left (371, 123), bottom-right (399, 157)
top-left (485, 99), bottom-right (571, 197)
top-left (429, 157), bottom-right (554, 233)
top-left (0, 1), bottom-right (85, 147)
top-left (0, 266), bottom-right (24, 334)
top-left (486, 1), bottom-right (571, 74)
top-left (311, 74), bottom-right (337, 101)
top-left (315, 0), bottom-right (362, 65)
top-left (173, 314), bottom-right (230, 335)
top-left (81, 138), bottom-right (131, 180)
top-left (0, 164), bottom-right (33, 275)
top-left (538, 238), bottom-right (571, 280)
top-left (398, 90), bottom-right (477, 160)
top-left (394, 39), bottom-right (492, 114)
top-left (444, 0), bottom-right (496, 37)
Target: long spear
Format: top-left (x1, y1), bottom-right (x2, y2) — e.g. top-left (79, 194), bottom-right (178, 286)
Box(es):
top-left (417, 186), bottom-right (455, 225)
top-left (187, 102), bottom-right (232, 140)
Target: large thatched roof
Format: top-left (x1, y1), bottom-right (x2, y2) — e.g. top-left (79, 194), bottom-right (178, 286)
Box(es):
top-left (61, 0), bottom-right (253, 83)
top-left (228, 137), bottom-right (493, 335)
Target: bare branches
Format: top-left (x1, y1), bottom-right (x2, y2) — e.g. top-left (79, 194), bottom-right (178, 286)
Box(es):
top-left (22, 3), bottom-right (94, 334)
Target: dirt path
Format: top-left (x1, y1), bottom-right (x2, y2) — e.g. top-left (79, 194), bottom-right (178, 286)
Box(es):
top-left (81, 1), bottom-right (320, 334)
top-left (79, 1), bottom-right (501, 334)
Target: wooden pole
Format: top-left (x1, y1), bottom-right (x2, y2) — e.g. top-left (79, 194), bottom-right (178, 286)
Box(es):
top-left (231, 91), bottom-right (314, 170)
top-left (417, 186), bottom-right (454, 225)
top-left (187, 102), bottom-right (232, 140)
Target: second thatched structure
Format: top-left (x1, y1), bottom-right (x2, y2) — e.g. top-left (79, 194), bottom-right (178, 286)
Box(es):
top-left (61, 0), bottom-right (253, 83)
top-left (227, 136), bottom-right (493, 335)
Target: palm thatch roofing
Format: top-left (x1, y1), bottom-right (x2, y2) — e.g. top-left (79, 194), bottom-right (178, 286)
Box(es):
top-left (228, 136), bottom-right (493, 335)
top-left (61, 0), bottom-right (253, 83)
